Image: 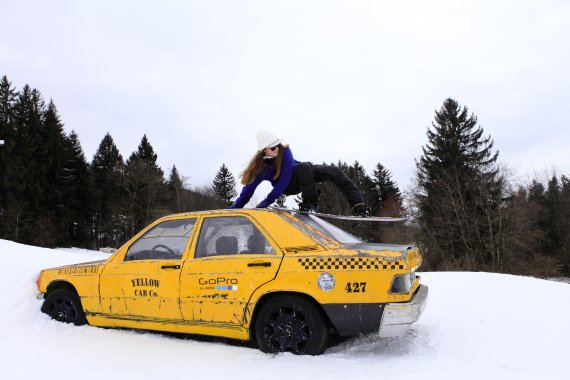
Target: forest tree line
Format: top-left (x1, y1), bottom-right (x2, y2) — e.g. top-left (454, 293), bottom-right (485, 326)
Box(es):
top-left (0, 76), bottom-right (224, 249)
top-left (1, 76), bottom-right (568, 276)
top-left (213, 100), bottom-right (570, 277)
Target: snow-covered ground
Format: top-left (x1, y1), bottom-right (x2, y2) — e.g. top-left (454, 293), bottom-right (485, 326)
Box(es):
top-left (0, 239), bottom-right (568, 380)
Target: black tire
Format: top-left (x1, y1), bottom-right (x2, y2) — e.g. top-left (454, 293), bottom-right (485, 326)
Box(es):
top-left (255, 294), bottom-right (329, 355)
top-left (41, 288), bottom-right (87, 326)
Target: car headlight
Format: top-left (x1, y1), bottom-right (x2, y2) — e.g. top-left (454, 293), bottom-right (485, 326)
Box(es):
top-left (390, 272), bottom-right (416, 294)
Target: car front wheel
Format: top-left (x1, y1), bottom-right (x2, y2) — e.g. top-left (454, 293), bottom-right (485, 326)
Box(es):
top-left (41, 288), bottom-right (87, 326)
top-left (255, 294), bottom-right (329, 355)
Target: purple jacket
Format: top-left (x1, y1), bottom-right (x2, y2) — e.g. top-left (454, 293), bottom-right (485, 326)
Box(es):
top-left (230, 147), bottom-right (299, 208)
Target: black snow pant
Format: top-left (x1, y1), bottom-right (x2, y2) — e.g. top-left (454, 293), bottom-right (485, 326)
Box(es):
top-left (284, 162), bottom-right (364, 207)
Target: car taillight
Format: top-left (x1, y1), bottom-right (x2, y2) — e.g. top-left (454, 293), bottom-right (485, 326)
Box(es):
top-left (390, 272), bottom-right (416, 294)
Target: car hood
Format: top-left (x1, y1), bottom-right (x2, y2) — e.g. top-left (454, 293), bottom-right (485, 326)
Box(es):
top-left (42, 259), bottom-right (107, 273)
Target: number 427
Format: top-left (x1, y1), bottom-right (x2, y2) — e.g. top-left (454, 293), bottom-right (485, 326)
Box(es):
top-left (345, 282), bottom-right (367, 293)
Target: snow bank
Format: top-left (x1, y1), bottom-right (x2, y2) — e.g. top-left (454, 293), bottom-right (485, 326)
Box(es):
top-left (0, 239), bottom-right (568, 379)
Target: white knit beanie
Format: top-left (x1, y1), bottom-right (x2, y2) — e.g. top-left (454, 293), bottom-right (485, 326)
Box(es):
top-left (256, 131), bottom-right (282, 150)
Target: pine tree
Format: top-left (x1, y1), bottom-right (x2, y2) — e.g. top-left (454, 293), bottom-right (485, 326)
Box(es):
top-left (0, 76), bottom-right (16, 132)
top-left (60, 131), bottom-right (93, 247)
top-left (92, 133), bottom-right (125, 248)
top-left (129, 135), bottom-right (164, 176)
top-left (41, 100), bottom-right (69, 245)
top-left (415, 98), bottom-right (502, 270)
top-left (511, 174), bottom-right (569, 276)
top-left (417, 99), bottom-right (499, 192)
top-left (544, 176), bottom-right (562, 250)
top-left (167, 165), bottom-right (185, 212)
top-left (212, 163), bottom-right (237, 206)
top-left (124, 135), bottom-right (165, 232)
top-left (537, 175), bottom-right (569, 273)
top-left (526, 179), bottom-right (549, 253)
top-left (42, 100), bottom-right (67, 193)
top-left (10, 85), bottom-right (47, 244)
top-left (371, 163), bottom-right (402, 216)
top-left (560, 175), bottom-right (570, 274)
top-left (0, 76), bottom-right (17, 238)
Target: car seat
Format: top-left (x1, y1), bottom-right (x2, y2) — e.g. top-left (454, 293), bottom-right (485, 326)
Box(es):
top-left (215, 236), bottom-right (238, 255)
top-left (240, 234), bottom-right (265, 254)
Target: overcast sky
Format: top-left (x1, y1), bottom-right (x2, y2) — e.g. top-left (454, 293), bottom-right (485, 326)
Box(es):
top-left (2, 1), bottom-right (569, 201)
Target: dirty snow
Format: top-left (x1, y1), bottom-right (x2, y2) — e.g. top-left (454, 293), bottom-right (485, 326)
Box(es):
top-left (0, 239), bottom-right (568, 379)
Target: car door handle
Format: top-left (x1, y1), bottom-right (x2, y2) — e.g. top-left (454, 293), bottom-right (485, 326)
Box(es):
top-left (248, 262), bottom-right (271, 267)
top-left (161, 264), bottom-right (181, 270)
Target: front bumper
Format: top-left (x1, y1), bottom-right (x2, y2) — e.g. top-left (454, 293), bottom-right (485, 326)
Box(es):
top-left (378, 284), bottom-right (428, 338)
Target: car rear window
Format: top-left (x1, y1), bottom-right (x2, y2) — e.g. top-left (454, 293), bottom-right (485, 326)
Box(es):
top-left (279, 212), bottom-right (363, 245)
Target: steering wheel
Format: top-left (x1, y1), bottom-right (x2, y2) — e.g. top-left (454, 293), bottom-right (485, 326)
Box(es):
top-left (152, 244), bottom-right (176, 257)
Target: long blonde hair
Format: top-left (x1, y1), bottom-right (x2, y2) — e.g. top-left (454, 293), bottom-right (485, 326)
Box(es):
top-left (241, 144), bottom-right (289, 185)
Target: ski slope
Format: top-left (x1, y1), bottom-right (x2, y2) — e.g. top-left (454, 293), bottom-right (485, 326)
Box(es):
top-left (0, 239), bottom-right (568, 379)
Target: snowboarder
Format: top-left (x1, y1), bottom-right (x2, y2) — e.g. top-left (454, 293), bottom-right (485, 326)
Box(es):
top-left (229, 131), bottom-right (370, 216)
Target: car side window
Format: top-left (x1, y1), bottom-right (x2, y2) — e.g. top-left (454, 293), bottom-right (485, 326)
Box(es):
top-left (124, 219), bottom-right (197, 261)
top-left (195, 216), bottom-right (275, 258)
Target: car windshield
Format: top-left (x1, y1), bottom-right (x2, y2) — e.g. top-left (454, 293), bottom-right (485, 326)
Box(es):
top-left (288, 212), bottom-right (363, 244)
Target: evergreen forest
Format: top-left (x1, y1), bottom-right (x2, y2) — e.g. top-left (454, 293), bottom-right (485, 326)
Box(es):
top-left (1, 76), bottom-right (568, 277)
top-left (0, 76), bottom-right (224, 250)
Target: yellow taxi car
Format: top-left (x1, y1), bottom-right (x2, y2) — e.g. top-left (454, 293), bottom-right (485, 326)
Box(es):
top-left (37, 209), bottom-right (428, 355)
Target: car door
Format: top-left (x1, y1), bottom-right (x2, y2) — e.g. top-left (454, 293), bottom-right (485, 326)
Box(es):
top-left (99, 218), bottom-right (197, 323)
top-left (180, 215), bottom-right (283, 328)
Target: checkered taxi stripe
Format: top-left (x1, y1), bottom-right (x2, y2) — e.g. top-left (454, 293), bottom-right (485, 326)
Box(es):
top-left (297, 257), bottom-right (405, 270)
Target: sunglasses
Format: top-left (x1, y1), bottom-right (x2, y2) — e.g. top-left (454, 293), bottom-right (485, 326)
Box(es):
top-left (267, 145), bottom-right (279, 151)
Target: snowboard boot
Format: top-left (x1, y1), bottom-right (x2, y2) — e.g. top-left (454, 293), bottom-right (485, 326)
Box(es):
top-left (351, 203), bottom-right (371, 217)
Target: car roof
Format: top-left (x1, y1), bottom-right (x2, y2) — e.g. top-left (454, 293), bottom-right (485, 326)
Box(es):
top-left (154, 208), bottom-right (327, 249)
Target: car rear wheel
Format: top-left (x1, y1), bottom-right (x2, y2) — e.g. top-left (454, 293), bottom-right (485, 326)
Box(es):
top-left (255, 294), bottom-right (329, 355)
top-left (41, 288), bottom-right (87, 326)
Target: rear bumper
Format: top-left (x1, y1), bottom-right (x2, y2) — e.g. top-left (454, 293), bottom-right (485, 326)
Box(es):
top-left (322, 302), bottom-right (384, 336)
top-left (321, 284), bottom-right (428, 337)
top-left (378, 284), bottom-right (428, 338)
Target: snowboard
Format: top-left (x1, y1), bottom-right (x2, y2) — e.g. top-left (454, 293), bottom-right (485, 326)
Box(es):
top-left (270, 207), bottom-right (406, 222)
